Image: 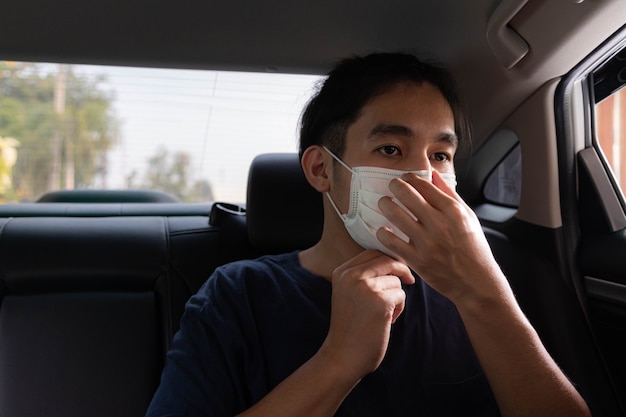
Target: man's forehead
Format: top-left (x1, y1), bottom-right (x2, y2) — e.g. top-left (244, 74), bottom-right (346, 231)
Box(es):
top-left (359, 84), bottom-right (454, 121)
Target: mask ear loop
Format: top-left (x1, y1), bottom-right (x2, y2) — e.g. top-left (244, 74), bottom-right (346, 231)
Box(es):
top-left (324, 192), bottom-right (346, 220)
top-left (322, 146), bottom-right (356, 220)
top-left (322, 146), bottom-right (354, 174)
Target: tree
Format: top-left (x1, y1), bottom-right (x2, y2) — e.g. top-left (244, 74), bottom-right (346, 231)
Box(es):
top-left (126, 146), bottom-right (214, 202)
top-left (0, 136), bottom-right (19, 201)
top-left (0, 62), bottom-right (119, 201)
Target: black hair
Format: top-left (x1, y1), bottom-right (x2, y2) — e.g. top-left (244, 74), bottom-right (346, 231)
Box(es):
top-left (298, 52), bottom-right (470, 160)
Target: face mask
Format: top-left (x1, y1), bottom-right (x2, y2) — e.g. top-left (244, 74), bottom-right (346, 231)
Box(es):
top-left (323, 146), bottom-right (457, 258)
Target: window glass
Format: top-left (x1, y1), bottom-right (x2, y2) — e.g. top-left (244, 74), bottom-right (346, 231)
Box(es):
top-left (595, 85), bottom-right (626, 190)
top-left (0, 61), bottom-right (321, 203)
top-left (483, 144), bottom-right (522, 207)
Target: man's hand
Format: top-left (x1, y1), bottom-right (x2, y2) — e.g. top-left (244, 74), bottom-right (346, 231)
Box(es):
top-left (319, 250), bottom-right (414, 382)
top-left (377, 170), bottom-right (505, 304)
top-left (376, 170), bottom-right (591, 417)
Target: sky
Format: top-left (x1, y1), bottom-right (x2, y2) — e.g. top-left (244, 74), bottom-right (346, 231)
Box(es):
top-left (72, 64), bottom-right (321, 203)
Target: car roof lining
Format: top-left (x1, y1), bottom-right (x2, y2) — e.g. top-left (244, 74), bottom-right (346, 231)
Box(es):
top-left (1, 0), bottom-right (624, 149)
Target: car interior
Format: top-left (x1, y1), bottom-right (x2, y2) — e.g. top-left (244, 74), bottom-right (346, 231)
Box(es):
top-left (1, 0), bottom-right (626, 416)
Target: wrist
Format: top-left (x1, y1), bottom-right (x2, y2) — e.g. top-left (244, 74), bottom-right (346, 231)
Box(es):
top-left (448, 268), bottom-right (519, 319)
top-left (314, 341), bottom-right (365, 390)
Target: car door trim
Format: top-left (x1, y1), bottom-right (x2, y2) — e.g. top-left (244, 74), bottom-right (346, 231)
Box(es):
top-left (586, 276), bottom-right (626, 305)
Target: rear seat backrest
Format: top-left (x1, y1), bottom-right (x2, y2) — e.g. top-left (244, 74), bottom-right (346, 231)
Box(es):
top-left (0, 215), bottom-right (222, 417)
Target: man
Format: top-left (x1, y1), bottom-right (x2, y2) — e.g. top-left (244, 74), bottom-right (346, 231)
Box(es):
top-left (146, 53), bottom-right (590, 416)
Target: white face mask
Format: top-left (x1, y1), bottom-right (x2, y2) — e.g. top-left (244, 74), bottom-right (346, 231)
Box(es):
top-left (323, 146), bottom-right (457, 258)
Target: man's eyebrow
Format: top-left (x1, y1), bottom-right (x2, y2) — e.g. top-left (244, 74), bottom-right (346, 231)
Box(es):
top-left (437, 132), bottom-right (459, 148)
top-left (368, 123), bottom-right (414, 139)
top-left (369, 123), bottom-right (459, 148)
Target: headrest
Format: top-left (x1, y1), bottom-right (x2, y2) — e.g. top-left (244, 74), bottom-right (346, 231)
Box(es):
top-left (246, 153), bottom-right (323, 253)
top-left (36, 189), bottom-right (179, 203)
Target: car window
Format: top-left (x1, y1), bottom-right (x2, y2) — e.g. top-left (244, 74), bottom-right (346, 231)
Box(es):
top-left (593, 50), bottom-right (626, 196)
top-left (0, 61), bottom-right (321, 203)
top-left (594, 86), bottom-right (626, 189)
top-left (483, 143), bottom-right (522, 208)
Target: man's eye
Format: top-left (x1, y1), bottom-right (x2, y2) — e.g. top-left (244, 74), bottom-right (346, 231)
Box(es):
top-left (379, 146), bottom-right (400, 156)
top-left (432, 152), bottom-right (450, 162)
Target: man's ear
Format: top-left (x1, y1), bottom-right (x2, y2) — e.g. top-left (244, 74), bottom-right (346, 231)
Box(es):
top-left (301, 146), bottom-right (331, 192)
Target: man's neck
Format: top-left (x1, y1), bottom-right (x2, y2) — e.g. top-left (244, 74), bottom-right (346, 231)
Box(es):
top-left (298, 227), bottom-right (363, 281)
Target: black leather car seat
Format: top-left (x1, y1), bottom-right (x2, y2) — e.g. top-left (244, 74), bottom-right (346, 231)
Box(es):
top-left (0, 214), bottom-right (222, 417)
top-left (245, 152), bottom-right (323, 254)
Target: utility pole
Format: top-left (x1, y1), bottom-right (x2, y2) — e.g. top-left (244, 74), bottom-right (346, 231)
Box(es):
top-left (49, 64), bottom-right (66, 191)
top-left (64, 119), bottom-right (75, 189)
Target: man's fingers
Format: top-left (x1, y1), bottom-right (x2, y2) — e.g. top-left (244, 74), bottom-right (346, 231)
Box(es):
top-left (335, 249), bottom-right (415, 286)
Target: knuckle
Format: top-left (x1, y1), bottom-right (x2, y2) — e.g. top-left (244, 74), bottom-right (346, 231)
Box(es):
top-left (446, 200), bottom-right (466, 218)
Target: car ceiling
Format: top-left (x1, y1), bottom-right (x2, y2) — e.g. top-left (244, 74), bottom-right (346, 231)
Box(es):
top-left (0, 0), bottom-right (625, 149)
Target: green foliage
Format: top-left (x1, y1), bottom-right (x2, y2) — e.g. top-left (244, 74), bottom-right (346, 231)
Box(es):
top-left (0, 62), bottom-right (119, 201)
top-left (126, 146), bottom-right (214, 203)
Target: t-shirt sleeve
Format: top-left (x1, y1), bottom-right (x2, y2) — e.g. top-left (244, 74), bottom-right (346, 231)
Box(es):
top-left (145, 267), bottom-right (260, 417)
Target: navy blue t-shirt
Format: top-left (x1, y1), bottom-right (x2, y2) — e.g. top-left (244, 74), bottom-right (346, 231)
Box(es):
top-left (146, 251), bottom-right (500, 416)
